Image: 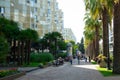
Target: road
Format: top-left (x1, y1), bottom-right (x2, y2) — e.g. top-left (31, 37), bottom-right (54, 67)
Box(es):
top-left (15, 59), bottom-right (120, 80)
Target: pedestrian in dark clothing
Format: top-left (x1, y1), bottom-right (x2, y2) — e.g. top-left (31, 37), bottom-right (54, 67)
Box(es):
top-left (76, 50), bottom-right (81, 64)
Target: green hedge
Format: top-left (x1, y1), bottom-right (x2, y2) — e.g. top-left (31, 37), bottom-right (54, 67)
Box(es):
top-left (56, 52), bottom-right (67, 59)
top-left (30, 52), bottom-right (54, 64)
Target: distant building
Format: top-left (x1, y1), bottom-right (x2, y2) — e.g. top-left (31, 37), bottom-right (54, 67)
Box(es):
top-left (109, 23), bottom-right (113, 56)
top-left (62, 28), bottom-right (76, 42)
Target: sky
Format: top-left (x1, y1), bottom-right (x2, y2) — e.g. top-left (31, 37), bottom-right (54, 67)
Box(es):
top-left (56, 0), bottom-right (85, 42)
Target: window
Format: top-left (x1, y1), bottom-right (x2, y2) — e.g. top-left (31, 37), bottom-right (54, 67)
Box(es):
top-left (26, 0), bottom-right (30, 3)
top-left (48, 1), bottom-right (50, 6)
top-left (34, 0), bottom-right (37, 3)
top-left (34, 15), bottom-right (38, 22)
top-left (31, 0), bottom-right (37, 4)
top-left (0, 7), bottom-right (5, 13)
top-left (35, 24), bottom-right (37, 28)
top-left (48, 9), bottom-right (51, 14)
top-left (34, 7), bottom-right (37, 12)
top-left (14, 10), bottom-right (19, 21)
top-left (32, 23), bottom-right (34, 28)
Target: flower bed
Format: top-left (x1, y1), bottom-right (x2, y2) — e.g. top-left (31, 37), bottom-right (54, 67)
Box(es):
top-left (0, 72), bottom-right (25, 80)
top-left (0, 68), bottom-right (18, 78)
top-left (0, 68), bottom-right (25, 80)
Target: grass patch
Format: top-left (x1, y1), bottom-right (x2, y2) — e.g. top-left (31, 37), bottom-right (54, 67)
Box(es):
top-left (91, 60), bottom-right (97, 64)
top-left (22, 62), bottom-right (40, 67)
top-left (97, 66), bottom-right (114, 77)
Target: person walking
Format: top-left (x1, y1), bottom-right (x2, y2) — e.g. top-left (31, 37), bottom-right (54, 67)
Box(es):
top-left (69, 56), bottom-right (73, 65)
top-left (76, 50), bottom-right (81, 64)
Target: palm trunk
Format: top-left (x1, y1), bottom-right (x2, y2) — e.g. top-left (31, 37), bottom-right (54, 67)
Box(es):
top-left (27, 40), bottom-right (31, 65)
top-left (102, 7), bottom-right (111, 70)
top-left (25, 40), bottom-right (28, 64)
top-left (92, 39), bottom-right (96, 59)
top-left (102, 7), bottom-right (109, 57)
top-left (17, 40), bottom-right (21, 66)
top-left (21, 41), bottom-right (24, 65)
top-left (95, 26), bottom-right (99, 57)
top-left (113, 2), bottom-right (120, 74)
top-left (13, 39), bottom-right (16, 66)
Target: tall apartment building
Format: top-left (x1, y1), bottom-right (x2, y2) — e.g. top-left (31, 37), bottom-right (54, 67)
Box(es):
top-left (0, 0), bottom-right (64, 38)
top-left (63, 28), bottom-right (76, 42)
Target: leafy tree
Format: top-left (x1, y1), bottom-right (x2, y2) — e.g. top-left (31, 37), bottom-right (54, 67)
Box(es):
top-left (0, 36), bottom-right (9, 63)
top-left (69, 40), bottom-right (75, 54)
top-left (79, 37), bottom-right (85, 54)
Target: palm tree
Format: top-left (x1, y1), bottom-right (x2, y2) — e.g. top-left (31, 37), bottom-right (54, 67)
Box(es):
top-left (113, 0), bottom-right (120, 74)
top-left (18, 29), bottom-right (39, 65)
top-left (84, 13), bottom-right (101, 58)
top-left (0, 17), bottom-right (20, 65)
top-left (84, 0), bottom-right (113, 70)
top-left (0, 36), bottom-right (9, 63)
top-left (84, 26), bottom-right (96, 60)
top-left (42, 31), bottom-right (64, 58)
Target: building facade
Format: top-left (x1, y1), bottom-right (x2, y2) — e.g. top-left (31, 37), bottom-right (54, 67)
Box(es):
top-left (0, 0), bottom-right (64, 38)
top-left (63, 28), bottom-right (76, 42)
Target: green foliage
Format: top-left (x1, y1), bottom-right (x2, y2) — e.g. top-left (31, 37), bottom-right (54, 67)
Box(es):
top-left (56, 53), bottom-right (67, 59)
top-left (79, 37), bottom-right (85, 54)
top-left (97, 67), bottom-right (114, 77)
top-left (18, 28), bottom-right (39, 41)
top-left (40, 31), bottom-right (66, 55)
top-left (30, 52), bottom-right (54, 64)
top-left (57, 40), bottom-right (67, 50)
top-left (91, 60), bottom-right (97, 64)
top-left (69, 40), bottom-right (75, 45)
top-left (22, 62), bottom-right (40, 67)
top-left (0, 17), bottom-right (20, 39)
top-left (0, 36), bottom-right (9, 63)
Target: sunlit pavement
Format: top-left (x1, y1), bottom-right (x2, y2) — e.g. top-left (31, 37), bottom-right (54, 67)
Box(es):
top-left (15, 59), bottom-right (120, 80)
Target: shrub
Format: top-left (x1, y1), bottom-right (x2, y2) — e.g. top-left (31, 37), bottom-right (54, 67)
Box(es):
top-left (56, 52), bottom-right (67, 59)
top-left (97, 54), bottom-right (106, 64)
top-left (38, 63), bottom-right (44, 68)
top-left (30, 52), bottom-right (54, 64)
top-left (97, 54), bottom-right (107, 68)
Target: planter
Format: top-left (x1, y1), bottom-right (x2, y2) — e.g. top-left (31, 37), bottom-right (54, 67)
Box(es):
top-left (0, 72), bottom-right (25, 80)
top-left (99, 61), bottom-right (107, 68)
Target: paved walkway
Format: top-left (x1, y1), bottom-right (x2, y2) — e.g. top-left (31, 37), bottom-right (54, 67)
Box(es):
top-left (15, 59), bottom-right (120, 80)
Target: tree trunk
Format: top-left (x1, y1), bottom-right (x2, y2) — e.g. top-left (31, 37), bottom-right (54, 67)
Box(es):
top-left (102, 7), bottom-right (109, 57)
top-left (13, 39), bottom-right (16, 66)
top-left (17, 40), bottom-right (21, 66)
top-left (102, 7), bottom-right (111, 70)
top-left (113, 2), bottom-right (120, 74)
top-left (95, 26), bottom-right (99, 57)
top-left (21, 41), bottom-right (24, 65)
top-left (25, 40), bottom-right (28, 64)
top-left (92, 39), bottom-right (96, 59)
top-left (27, 40), bottom-right (31, 65)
